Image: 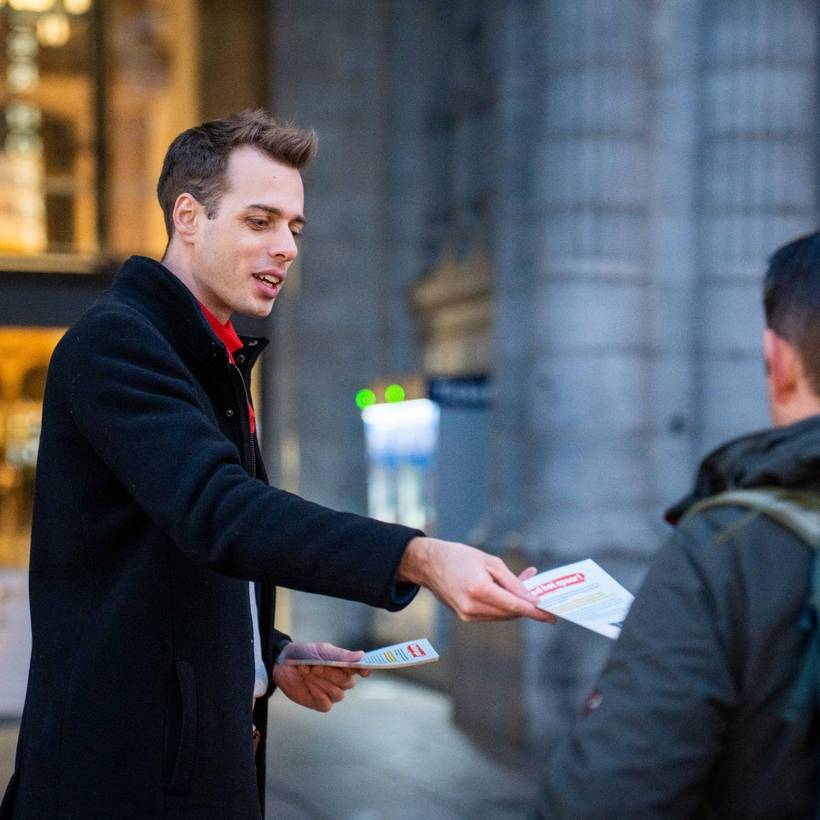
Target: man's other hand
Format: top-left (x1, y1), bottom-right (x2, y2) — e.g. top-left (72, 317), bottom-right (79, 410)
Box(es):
top-left (272, 641), bottom-right (369, 713)
top-left (398, 537), bottom-right (557, 624)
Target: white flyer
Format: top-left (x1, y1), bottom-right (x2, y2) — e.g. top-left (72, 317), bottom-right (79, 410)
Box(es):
top-left (284, 638), bottom-right (439, 669)
top-left (523, 559), bottom-right (634, 639)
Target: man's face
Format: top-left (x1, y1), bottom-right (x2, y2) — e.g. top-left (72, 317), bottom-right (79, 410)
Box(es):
top-left (188, 145), bottom-right (305, 322)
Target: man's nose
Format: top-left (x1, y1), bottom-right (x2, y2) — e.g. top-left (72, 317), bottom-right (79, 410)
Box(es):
top-left (269, 226), bottom-right (298, 261)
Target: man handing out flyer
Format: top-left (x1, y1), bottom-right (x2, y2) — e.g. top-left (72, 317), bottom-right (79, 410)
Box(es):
top-left (0, 110), bottom-right (553, 820)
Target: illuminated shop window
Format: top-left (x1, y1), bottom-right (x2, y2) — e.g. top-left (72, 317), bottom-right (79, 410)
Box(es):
top-left (0, 0), bottom-right (97, 260)
top-left (0, 327), bottom-right (63, 569)
top-left (103, 0), bottom-right (199, 260)
top-left (0, 0), bottom-right (201, 267)
top-left (362, 399), bottom-right (439, 532)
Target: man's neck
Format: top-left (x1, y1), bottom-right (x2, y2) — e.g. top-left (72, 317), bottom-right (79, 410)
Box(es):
top-left (772, 402), bottom-right (820, 428)
top-left (160, 246), bottom-right (231, 324)
top-left (159, 243), bottom-right (187, 283)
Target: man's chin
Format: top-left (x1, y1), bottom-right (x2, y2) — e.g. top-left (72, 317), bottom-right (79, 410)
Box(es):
top-left (236, 299), bottom-right (277, 320)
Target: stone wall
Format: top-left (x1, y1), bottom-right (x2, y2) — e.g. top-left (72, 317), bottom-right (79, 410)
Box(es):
top-left (265, 0), bottom-right (820, 756)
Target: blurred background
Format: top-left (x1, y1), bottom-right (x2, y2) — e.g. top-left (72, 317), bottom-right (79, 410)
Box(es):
top-left (0, 0), bottom-right (816, 816)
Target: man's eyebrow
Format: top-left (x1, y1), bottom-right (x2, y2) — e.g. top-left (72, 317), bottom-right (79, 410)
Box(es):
top-left (246, 204), bottom-right (306, 225)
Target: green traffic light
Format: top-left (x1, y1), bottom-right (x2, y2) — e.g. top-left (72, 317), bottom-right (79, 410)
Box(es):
top-left (355, 388), bottom-right (376, 410)
top-left (385, 384), bottom-right (406, 403)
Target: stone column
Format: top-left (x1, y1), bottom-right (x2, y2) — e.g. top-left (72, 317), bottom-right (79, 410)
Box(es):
top-left (381, 1), bottom-right (438, 376)
top-left (485, 0), bottom-right (541, 548)
top-left (696, 0), bottom-right (818, 454)
top-left (648, 0), bottom-right (701, 506)
top-left (445, 0), bottom-right (543, 751)
top-left (521, 0), bottom-right (656, 751)
top-left (266, 0), bottom-right (409, 644)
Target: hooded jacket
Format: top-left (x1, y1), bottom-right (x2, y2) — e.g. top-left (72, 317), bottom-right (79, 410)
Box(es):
top-left (537, 416), bottom-right (820, 819)
top-left (0, 256), bottom-right (420, 819)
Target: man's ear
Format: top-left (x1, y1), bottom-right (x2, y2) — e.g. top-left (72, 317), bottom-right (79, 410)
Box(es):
top-left (171, 193), bottom-right (202, 243)
top-left (764, 327), bottom-right (799, 405)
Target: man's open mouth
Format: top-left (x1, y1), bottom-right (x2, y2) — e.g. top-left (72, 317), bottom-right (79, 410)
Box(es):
top-left (253, 273), bottom-right (282, 288)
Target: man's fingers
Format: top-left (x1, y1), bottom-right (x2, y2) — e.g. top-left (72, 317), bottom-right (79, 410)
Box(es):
top-left (301, 674), bottom-right (333, 711)
top-left (278, 641), bottom-right (365, 665)
top-left (517, 566), bottom-right (538, 582)
top-left (485, 557), bottom-right (541, 605)
top-left (309, 666), bottom-right (357, 689)
top-left (461, 605), bottom-right (556, 623)
top-left (298, 674), bottom-right (330, 711)
top-left (314, 642), bottom-right (364, 663)
top-left (477, 572), bottom-right (537, 612)
top-left (457, 576), bottom-right (556, 622)
top-left (327, 686), bottom-right (346, 703)
top-left (304, 676), bottom-right (346, 707)
top-left (300, 666), bottom-right (354, 708)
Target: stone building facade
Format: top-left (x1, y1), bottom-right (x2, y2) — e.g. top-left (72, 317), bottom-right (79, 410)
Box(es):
top-left (265, 0), bottom-right (819, 756)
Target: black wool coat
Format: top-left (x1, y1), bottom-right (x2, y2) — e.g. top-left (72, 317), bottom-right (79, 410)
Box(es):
top-left (1, 256), bottom-right (420, 820)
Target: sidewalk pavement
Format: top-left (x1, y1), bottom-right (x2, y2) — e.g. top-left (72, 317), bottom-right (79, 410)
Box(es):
top-left (0, 719), bottom-right (16, 798)
top-left (0, 677), bottom-right (537, 819)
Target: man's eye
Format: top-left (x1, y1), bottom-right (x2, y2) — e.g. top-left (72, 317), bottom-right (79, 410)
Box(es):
top-left (249, 218), bottom-right (267, 229)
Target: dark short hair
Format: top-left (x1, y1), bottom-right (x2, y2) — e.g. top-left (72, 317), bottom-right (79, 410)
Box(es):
top-left (157, 109), bottom-right (318, 238)
top-left (764, 230), bottom-right (820, 391)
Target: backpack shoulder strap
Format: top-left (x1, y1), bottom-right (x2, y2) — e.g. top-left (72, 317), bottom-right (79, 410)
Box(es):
top-left (680, 487), bottom-right (820, 550)
top-left (681, 486), bottom-right (820, 734)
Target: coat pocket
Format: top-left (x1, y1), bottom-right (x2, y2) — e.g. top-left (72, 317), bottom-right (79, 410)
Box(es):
top-left (166, 660), bottom-right (198, 796)
top-left (0, 771), bottom-right (19, 819)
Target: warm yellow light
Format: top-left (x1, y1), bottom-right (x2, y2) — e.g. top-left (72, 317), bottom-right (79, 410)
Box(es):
top-left (5, 101), bottom-right (41, 132)
top-left (36, 13), bottom-right (70, 47)
top-left (7, 29), bottom-right (38, 60)
top-left (9, 0), bottom-right (55, 11)
top-left (64, 0), bottom-right (92, 13)
top-left (6, 62), bottom-right (38, 95)
top-left (5, 132), bottom-right (43, 155)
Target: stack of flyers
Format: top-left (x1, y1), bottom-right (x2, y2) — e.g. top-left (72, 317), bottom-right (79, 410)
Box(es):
top-left (284, 639), bottom-right (439, 669)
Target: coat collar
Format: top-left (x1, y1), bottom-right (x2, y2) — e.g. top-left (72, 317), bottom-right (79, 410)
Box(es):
top-left (665, 414), bottom-right (820, 524)
top-left (110, 255), bottom-right (269, 369)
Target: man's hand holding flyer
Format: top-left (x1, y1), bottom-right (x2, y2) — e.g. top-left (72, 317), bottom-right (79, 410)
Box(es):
top-left (523, 559), bottom-right (634, 638)
top-left (284, 639), bottom-right (440, 669)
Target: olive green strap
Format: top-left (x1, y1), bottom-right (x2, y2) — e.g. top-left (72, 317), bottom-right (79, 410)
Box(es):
top-left (681, 488), bottom-right (820, 549)
top-left (680, 486), bottom-right (820, 732)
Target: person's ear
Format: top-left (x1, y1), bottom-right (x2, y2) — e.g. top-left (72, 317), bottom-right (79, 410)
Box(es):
top-left (764, 327), bottom-right (799, 405)
top-left (171, 193), bottom-right (202, 244)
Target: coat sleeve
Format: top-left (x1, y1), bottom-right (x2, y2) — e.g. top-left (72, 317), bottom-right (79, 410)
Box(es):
top-left (536, 526), bottom-right (739, 820)
top-left (64, 306), bottom-right (419, 610)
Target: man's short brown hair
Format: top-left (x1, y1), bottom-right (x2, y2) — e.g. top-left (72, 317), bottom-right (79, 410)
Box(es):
top-left (764, 230), bottom-right (820, 393)
top-left (157, 109), bottom-right (318, 238)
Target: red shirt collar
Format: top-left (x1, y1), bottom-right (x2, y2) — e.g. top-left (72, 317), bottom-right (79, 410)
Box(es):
top-left (199, 303), bottom-right (243, 359)
top-left (198, 302), bottom-right (256, 434)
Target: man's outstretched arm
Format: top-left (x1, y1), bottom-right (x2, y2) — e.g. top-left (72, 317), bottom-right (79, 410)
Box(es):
top-left (66, 308), bottom-right (554, 624)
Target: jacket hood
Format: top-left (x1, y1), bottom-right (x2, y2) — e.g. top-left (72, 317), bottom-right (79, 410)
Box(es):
top-left (665, 414), bottom-right (820, 524)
